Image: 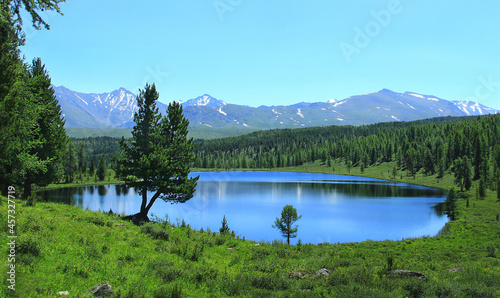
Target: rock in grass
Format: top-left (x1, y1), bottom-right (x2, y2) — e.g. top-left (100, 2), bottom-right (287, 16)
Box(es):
top-left (57, 291), bottom-right (69, 296)
top-left (449, 267), bottom-right (464, 273)
top-left (290, 270), bottom-right (312, 278)
top-left (86, 282), bottom-right (113, 297)
top-left (389, 270), bottom-right (427, 281)
top-left (315, 268), bottom-right (331, 277)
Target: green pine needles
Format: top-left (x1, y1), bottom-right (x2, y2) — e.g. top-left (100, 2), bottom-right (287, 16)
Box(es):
top-left (273, 205), bottom-right (302, 245)
top-left (118, 83), bottom-right (199, 221)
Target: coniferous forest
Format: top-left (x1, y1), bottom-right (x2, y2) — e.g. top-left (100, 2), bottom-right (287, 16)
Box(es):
top-left (193, 115), bottom-right (499, 183)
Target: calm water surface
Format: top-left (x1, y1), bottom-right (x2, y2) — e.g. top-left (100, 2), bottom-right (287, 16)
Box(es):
top-left (39, 171), bottom-right (448, 244)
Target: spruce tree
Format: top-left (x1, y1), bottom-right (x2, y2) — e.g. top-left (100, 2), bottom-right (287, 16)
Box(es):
top-left (25, 58), bottom-right (67, 192)
top-left (219, 215), bottom-right (230, 235)
top-left (0, 1), bottom-right (67, 198)
top-left (97, 157), bottom-right (106, 181)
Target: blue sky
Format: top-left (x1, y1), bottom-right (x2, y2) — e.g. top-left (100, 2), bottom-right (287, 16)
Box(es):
top-left (21, 0), bottom-right (500, 109)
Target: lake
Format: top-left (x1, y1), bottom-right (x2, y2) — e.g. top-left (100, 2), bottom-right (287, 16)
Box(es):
top-left (39, 171), bottom-right (449, 244)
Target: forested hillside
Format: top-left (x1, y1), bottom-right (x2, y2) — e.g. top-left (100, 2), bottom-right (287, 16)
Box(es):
top-left (193, 115), bottom-right (500, 194)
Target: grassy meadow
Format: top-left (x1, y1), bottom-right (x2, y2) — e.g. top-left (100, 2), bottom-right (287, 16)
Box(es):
top-left (1, 161), bottom-right (499, 297)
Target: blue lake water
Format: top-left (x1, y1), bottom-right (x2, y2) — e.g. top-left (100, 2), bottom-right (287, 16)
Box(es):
top-left (39, 171), bottom-right (449, 244)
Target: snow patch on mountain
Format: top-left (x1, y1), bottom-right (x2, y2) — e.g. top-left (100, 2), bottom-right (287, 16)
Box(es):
top-left (218, 107), bottom-right (227, 116)
top-left (75, 94), bottom-right (88, 105)
top-left (333, 100), bottom-right (346, 107)
top-left (409, 93), bottom-right (424, 99)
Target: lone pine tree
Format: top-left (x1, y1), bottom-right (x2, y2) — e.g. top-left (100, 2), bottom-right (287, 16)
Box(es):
top-left (118, 83), bottom-right (198, 221)
top-left (273, 204), bottom-right (302, 245)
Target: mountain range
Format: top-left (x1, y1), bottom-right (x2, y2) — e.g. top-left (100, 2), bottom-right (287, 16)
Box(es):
top-left (54, 86), bottom-right (498, 137)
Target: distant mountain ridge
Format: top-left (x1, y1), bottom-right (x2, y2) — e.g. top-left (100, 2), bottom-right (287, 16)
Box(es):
top-left (54, 86), bottom-right (498, 132)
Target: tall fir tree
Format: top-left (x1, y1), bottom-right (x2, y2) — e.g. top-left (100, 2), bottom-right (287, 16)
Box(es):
top-left (0, 1), bottom-right (67, 198)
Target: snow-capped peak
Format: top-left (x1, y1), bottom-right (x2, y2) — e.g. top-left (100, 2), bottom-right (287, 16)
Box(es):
top-left (182, 94), bottom-right (226, 107)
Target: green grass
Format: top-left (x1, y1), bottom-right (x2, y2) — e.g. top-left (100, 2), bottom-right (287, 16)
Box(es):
top-left (2, 161), bottom-right (500, 296)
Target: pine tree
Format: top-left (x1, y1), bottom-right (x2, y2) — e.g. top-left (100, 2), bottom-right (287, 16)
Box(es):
top-left (453, 156), bottom-right (472, 192)
top-left (89, 159), bottom-right (95, 175)
top-left (97, 157), bottom-right (106, 181)
top-left (273, 205), bottom-right (302, 245)
top-left (64, 142), bottom-right (77, 183)
top-left (78, 146), bottom-right (85, 173)
top-left (444, 188), bottom-right (457, 220)
top-left (118, 83), bottom-right (199, 221)
top-left (478, 178), bottom-right (486, 200)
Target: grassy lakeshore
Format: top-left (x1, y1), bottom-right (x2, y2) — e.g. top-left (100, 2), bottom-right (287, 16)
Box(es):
top-left (2, 161), bottom-right (500, 297)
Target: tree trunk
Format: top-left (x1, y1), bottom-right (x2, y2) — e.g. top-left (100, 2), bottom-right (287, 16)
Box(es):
top-left (140, 188), bottom-right (147, 216)
top-left (143, 191), bottom-right (161, 218)
top-left (136, 190), bottom-right (161, 221)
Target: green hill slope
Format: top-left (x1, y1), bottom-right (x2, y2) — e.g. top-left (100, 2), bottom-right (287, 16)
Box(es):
top-left (1, 171), bottom-right (499, 296)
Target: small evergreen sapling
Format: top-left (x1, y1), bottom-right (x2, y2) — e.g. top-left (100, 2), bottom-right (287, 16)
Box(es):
top-left (273, 205), bottom-right (302, 245)
top-left (220, 215), bottom-right (230, 235)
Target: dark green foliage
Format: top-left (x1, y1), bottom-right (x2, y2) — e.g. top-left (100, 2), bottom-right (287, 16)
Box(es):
top-left (97, 157), bottom-right (106, 181)
top-left (219, 214), bottom-right (230, 235)
top-left (478, 178), bottom-right (487, 199)
top-left (141, 222), bottom-right (170, 241)
top-left (64, 141), bottom-right (77, 183)
top-left (89, 158), bottom-right (95, 175)
top-left (453, 156), bottom-right (473, 191)
top-left (444, 188), bottom-right (458, 220)
top-left (6, 0), bottom-right (65, 31)
top-left (71, 136), bottom-right (121, 174)
top-left (273, 204), bottom-right (302, 245)
top-left (0, 3), bottom-right (68, 197)
top-left (118, 83), bottom-right (199, 220)
top-left (497, 177), bottom-right (500, 201)
top-left (0, 57), bottom-right (68, 196)
top-left (77, 146), bottom-right (85, 172)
